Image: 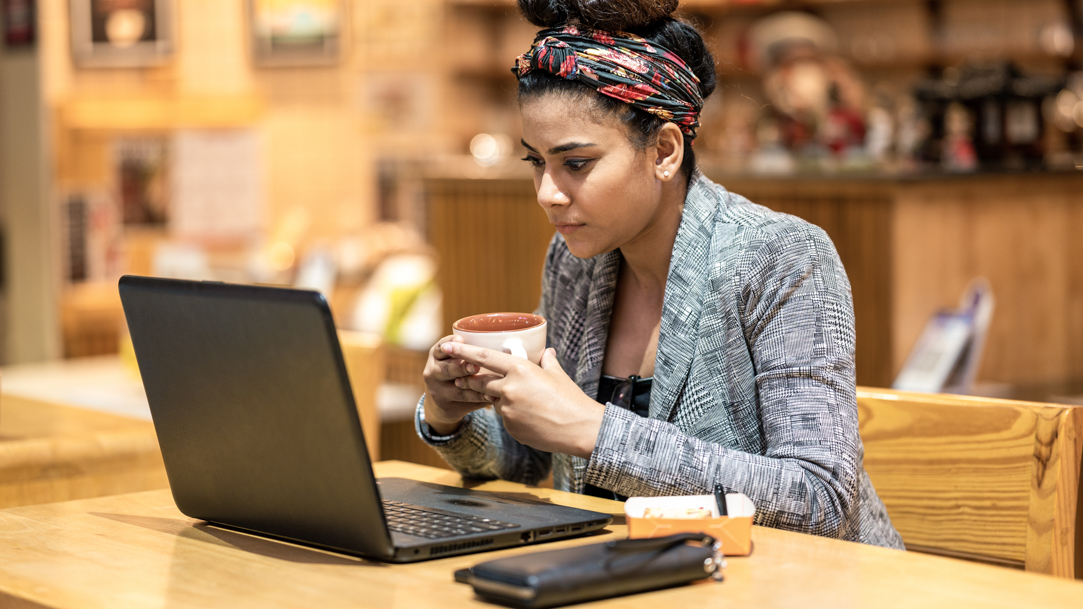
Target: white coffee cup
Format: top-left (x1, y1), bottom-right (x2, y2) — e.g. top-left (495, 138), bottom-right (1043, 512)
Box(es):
top-left (452, 313), bottom-right (547, 364)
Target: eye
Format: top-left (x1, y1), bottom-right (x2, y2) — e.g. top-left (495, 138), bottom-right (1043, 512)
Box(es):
top-left (521, 155), bottom-right (544, 169)
top-left (564, 158), bottom-right (593, 171)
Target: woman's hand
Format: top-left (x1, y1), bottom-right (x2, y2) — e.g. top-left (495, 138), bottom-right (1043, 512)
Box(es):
top-left (439, 342), bottom-right (605, 459)
top-left (422, 335), bottom-right (489, 435)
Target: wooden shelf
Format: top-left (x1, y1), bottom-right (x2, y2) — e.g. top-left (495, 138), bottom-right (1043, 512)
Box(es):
top-left (57, 95), bottom-right (265, 131)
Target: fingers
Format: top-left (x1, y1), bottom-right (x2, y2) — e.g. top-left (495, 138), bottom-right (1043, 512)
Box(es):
top-left (455, 372), bottom-right (504, 399)
top-left (431, 358), bottom-right (479, 382)
top-left (440, 341), bottom-right (522, 375)
top-left (431, 335), bottom-right (464, 361)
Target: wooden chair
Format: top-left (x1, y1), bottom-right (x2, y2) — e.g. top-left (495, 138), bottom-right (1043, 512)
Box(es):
top-left (337, 331), bottom-right (385, 463)
top-left (857, 387), bottom-right (1083, 579)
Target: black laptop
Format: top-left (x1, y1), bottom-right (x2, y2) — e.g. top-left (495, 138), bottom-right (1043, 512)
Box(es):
top-left (118, 275), bottom-right (611, 562)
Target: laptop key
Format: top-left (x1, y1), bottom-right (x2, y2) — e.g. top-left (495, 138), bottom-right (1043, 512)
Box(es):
top-left (382, 500), bottom-right (521, 539)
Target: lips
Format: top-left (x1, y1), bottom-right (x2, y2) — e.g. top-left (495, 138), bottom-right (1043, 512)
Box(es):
top-left (554, 223), bottom-right (584, 235)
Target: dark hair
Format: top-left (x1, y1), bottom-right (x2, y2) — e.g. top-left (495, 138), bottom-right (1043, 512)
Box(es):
top-left (516, 0), bottom-right (716, 184)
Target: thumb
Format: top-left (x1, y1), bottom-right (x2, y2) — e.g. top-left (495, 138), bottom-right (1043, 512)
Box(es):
top-left (540, 348), bottom-right (563, 372)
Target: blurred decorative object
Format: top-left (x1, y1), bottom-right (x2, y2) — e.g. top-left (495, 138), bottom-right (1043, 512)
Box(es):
top-left (2, 0), bottom-right (34, 48)
top-left (362, 73), bottom-right (434, 134)
top-left (915, 63), bottom-right (1061, 170)
top-left (469, 133), bottom-right (511, 167)
top-left (349, 253), bottom-right (441, 351)
top-left (750, 11), bottom-right (868, 167)
top-left (114, 137), bottom-right (167, 226)
top-left (69, 0), bottom-right (174, 67)
top-left (749, 118), bottom-right (794, 175)
top-left (64, 195), bottom-right (89, 282)
top-left (941, 103), bottom-right (978, 172)
top-left (169, 129), bottom-right (263, 241)
top-left (249, 0), bottom-right (344, 66)
top-left (63, 190), bottom-right (122, 284)
top-left (747, 11), bottom-right (838, 73)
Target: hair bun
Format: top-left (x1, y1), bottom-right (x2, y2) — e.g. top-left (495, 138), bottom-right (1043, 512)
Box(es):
top-left (519, 0), bottom-right (679, 32)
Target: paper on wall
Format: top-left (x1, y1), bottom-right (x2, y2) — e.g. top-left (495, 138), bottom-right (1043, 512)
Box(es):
top-left (169, 129), bottom-right (264, 240)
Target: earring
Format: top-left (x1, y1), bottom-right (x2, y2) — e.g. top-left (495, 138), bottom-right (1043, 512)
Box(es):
top-left (663, 170), bottom-right (670, 178)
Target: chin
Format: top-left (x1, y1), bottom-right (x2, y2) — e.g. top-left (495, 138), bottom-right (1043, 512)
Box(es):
top-left (563, 238), bottom-right (611, 260)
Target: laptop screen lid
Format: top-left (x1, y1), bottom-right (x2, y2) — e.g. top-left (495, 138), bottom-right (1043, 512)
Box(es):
top-left (119, 275), bottom-right (395, 560)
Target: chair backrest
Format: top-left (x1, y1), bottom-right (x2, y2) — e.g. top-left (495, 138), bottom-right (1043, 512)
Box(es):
top-left (857, 387), bottom-right (1083, 579)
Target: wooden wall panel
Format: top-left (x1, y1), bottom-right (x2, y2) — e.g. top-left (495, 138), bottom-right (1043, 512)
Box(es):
top-left (894, 175), bottom-right (1083, 386)
top-left (426, 179), bottom-right (552, 333)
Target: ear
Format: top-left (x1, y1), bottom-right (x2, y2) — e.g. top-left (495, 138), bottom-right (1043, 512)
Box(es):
top-left (653, 123), bottom-right (684, 182)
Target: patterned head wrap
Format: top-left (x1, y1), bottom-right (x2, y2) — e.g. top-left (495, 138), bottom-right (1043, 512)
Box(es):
top-left (514, 25), bottom-right (704, 139)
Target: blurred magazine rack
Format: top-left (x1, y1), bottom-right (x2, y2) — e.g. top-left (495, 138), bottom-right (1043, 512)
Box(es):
top-left (893, 279), bottom-right (995, 394)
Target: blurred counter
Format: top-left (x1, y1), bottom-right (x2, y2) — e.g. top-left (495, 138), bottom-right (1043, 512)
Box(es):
top-left (425, 170), bottom-right (1083, 389)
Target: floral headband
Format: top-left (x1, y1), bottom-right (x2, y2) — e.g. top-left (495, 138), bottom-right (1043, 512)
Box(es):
top-left (514, 26), bottom-right (704, 139)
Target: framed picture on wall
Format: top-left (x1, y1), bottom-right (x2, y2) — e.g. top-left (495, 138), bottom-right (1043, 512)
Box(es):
top-left (69, 0), bottom-right (174, 67)
top-left (249, 0), bottom-right (344, 67)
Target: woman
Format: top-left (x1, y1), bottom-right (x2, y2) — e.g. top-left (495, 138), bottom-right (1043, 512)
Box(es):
top-left (417, 0), bottom-right (904, 548)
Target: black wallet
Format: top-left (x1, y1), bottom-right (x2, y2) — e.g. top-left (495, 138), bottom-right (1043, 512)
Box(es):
top-left (455, 533), bottom-right (724, 608)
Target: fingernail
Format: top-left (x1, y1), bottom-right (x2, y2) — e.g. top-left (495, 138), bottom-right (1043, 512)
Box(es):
top-left (466, 364), bottom-right (478, 374)
top-left (441, 343), bottom-right (454, 354)
top-left (454, 378), bottom-right (463, 388)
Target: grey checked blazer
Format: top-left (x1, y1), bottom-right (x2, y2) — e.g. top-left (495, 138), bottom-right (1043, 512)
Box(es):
top-left (417, 171), bottom-right (905, 549)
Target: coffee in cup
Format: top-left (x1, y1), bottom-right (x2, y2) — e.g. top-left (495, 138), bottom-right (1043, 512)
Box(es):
top-left (452, 313), bottom-right (547, 364)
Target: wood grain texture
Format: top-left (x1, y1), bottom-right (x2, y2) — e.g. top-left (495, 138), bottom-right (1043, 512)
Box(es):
top-left (425, 179), bottom-right (553, 332)
top-left (0, 395), bottom-right (167, 509)
top-left (857, 387), bottom-right (1083, 578)
top-left (0, 461), bottom-right (1081, 609)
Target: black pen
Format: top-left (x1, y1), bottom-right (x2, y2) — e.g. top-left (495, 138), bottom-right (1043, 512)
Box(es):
top-left (714, 484), bottom-right (728, 517)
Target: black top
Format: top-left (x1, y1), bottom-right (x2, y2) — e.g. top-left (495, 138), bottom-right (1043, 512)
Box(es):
top-left (582, 374), bottom-right (653, 501)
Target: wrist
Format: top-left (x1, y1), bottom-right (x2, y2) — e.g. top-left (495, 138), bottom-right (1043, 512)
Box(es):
top-left (570, 398), bottom-right (605, 460)
top-left (423, 394), bottom-right (464, 436)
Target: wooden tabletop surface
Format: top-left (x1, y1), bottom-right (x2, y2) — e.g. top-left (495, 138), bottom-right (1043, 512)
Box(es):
top-left (0, 394), bottom-right (167, 509)
top-left (0, 460), bottom-right (1080, 609)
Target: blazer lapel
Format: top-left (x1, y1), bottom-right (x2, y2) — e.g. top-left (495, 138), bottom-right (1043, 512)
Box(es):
top-left (650, 174), bottom-right (720, 423)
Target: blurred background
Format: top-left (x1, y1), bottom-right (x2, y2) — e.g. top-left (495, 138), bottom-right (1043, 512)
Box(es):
top-left (2, 0), bottom-right (1083, 449)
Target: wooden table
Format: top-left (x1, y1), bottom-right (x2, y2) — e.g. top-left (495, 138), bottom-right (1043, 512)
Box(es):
top-left (0, 461), bottom-right (1080, 608)
top-left (0, 394), bottom-right (167, 509)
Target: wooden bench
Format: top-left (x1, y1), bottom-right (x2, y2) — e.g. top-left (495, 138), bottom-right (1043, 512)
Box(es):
top-left (857, 387), bottom-right (1083, 579)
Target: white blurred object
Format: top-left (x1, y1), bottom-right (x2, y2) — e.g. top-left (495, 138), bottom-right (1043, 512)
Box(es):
top-left (349, 254), bottom-right (442, 349)
top-left (152, 242), bottom-right (211, 280)
top-left (865, 106), bottom-right (894, 163)
top-left (1039, 21), bottom-right (1074, 57)
top-left (470, 133), bottom-right (512, 167)
top-left (294, 246), bottom-right (338, 298)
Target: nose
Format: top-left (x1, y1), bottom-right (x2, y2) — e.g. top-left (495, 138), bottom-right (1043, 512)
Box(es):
top-left (536, 170), bottom-right (570, 209)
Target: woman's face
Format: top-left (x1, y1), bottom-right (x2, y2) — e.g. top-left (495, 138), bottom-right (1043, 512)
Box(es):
top-left (520, 94), bottom-right (668, 259)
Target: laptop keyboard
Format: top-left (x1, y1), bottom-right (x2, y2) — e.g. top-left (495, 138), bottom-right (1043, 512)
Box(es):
top-left (382, 500), bottom-right (521, 539)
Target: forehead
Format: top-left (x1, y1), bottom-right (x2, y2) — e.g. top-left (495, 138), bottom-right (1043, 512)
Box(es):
top-left (519, 94), bottom-right (629, 146)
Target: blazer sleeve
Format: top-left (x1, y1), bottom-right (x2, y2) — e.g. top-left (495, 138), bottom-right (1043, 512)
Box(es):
top-left (412, 238), bottom-right (562, 486)
top-left (583, 223), bottom-right (862, 540)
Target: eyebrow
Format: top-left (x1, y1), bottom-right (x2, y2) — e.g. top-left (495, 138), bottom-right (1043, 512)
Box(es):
top-left (521, 139), bottom-right (598, 154)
